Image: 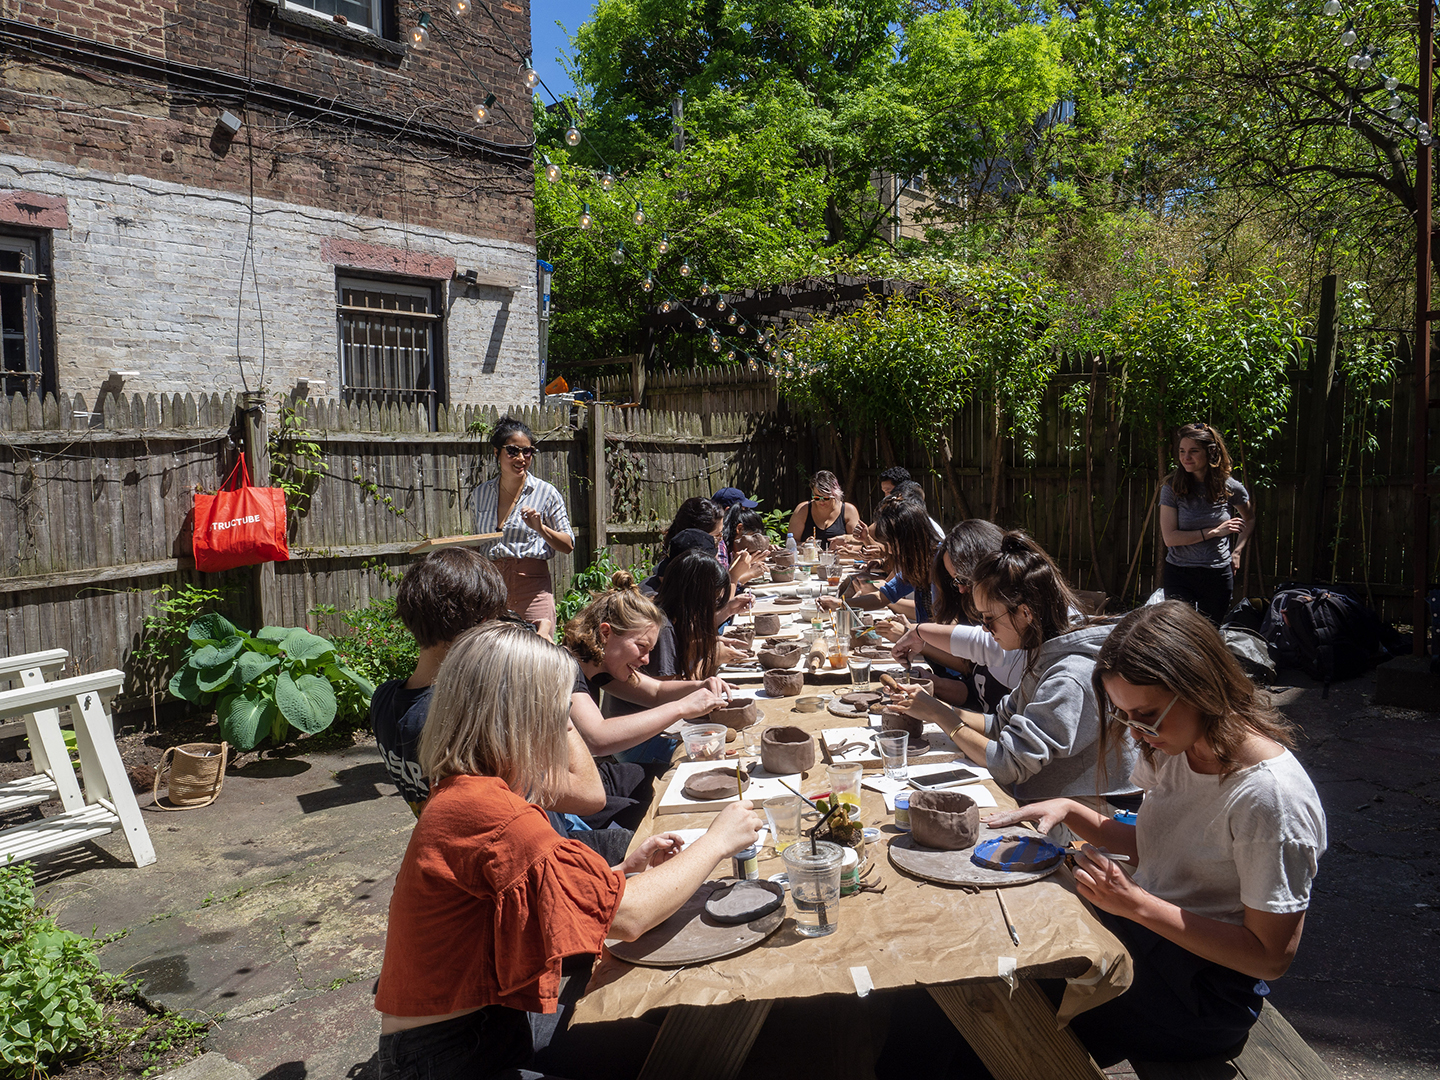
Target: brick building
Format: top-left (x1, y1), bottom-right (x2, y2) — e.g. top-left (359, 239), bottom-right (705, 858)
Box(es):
top-left (0, 0), bottom-right (539, 422)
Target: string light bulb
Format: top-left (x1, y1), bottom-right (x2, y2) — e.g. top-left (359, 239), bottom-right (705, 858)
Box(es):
top-left (632, 201), bottom-right (646, 225)
top-left (726, 350), bottom-right (736, 362)
top-left (565, 124), bottom-right (581, 146)
top-left (737, 323), bottom-right (747, 334)
top-left (1388, 95), bottom-right (1403, 112)
top-left (726, 311), bottom-right (737, 324)
top-left (1385, 75), bottom-right (1400, 91)
top-left (407, 13), bottom-right (431, 47)
top-left (715, 296), bottom-right (727, 311)
top-left (679, 258), bottom-right (692, 277)
top-left (1322, 0), bottom-right (1341, 13)
top-left (452, 0), bottom-right (470, 13)
top-left (543, 155), bottom-right (560, 183)
top-left (693, 314), bottom-right (706, 329)
top-left (1423, 129), bottom-right (1435, 146)
top-left (660, 296), bottom-right (674, 313)
top-left (699, 279), bottom-right (711, 295)
top-left (1339, 23), bottom-right (1357, 46)
top-left (578, 203), bottom-right (593, 229)
top-left (600, 170), bottom-right (615, 191)
top-left (1356, 51), bottom-right (1372, 70)
top-left (473, 94), bottom-right (496, 122)
top-left (657, 232), bottom-right (670, 254)
top-left (1406, 114), bottom-right (1420, 132)
top-left (642, 271), bottom-right (655, 292)
top-left (709, 334), bottom-right (722, 353)
top-left (522, 59), bottom-right (540, 90)
top-left (610, 242), bottom-right (626, 266)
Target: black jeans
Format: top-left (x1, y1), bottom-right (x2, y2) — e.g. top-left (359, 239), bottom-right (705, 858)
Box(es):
top-left (377, 1006), bottom-right (542, 1080)
top-left (1163, 561), bottom-right (1234, 626)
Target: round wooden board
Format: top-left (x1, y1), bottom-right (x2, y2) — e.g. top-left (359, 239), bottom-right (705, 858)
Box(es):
top-left (607, 879), bottom-right (786, 967)
top-left (887, 825), bottom-right (1064, 887)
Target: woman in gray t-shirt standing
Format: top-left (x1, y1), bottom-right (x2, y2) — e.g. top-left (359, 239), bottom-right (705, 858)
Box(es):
top-left (1158, 422), bottom-right (1253, 625)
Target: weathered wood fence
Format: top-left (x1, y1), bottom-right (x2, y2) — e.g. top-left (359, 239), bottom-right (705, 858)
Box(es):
top-left (0, 348), bottom-right (1426, 714)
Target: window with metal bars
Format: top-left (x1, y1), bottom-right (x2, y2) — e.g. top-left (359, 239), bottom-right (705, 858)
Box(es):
top-left (337, 276), bottom-right (444, 429)
top-left (0, 233), bottom-right (52, 398)
top-left (285, 0), bottom-right (387, 34)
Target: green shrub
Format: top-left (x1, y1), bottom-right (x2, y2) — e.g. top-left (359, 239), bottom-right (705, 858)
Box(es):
top-left (554, 549), bottom-right (656, 638)
top-left (327, 596), bottom-right (419, 713)
top-left (168, 614), bottom-right (374, 750)
top-left (0, 863), bottom-right (106, 1077)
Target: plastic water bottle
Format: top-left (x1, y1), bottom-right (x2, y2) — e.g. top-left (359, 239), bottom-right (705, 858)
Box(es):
top-left (785, 533), bottom-right (797, 554)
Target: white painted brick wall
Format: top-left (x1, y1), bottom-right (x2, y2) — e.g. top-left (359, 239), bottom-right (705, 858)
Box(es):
top-left (0, 153), bottom-right (540, 410)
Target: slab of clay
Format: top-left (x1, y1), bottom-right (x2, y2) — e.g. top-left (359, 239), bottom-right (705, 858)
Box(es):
top-left (703, 879), bottom-right (785, 925)
top-left (887, 825), bottom-right (1063, 887)
top-left (658, 760), bottom-right (802, 815)
top-left (682, 767), bottom-right (751, 801)
top-left (608, 879), bottom-right (785, 967)
top-left (839, 692), bottom-right (884, 707)
top-left (772, 595), bottom-right (803, 605)
top-left (972, 835), bottom-right (1065, 873)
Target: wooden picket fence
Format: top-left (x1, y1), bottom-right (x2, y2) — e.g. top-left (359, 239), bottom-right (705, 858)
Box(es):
top-left (0, 349), bottom-right (1428, 715)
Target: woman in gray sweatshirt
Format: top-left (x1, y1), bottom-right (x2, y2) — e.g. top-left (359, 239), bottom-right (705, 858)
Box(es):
top-left (894, 531), bottom-right (1140, 807)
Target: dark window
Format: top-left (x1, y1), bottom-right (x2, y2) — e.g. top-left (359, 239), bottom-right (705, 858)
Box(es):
top-left (0, 234), bottom-right (53, 398)
top-left (337, 276), bottom-right (444, 430)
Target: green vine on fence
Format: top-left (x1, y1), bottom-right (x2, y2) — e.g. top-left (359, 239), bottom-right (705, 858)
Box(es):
top-left (606, 444), bottom-right (648, 523)
top-left (268, 401), bottom-right (328, 520)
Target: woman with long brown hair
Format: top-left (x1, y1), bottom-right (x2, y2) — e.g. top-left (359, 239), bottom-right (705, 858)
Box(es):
top-left (986, 601), bottom-right (1326, 1066)
top-left (820, 498), bottom-right (938, 621)
top-left (1159, 422), bottom-right (1253, 624)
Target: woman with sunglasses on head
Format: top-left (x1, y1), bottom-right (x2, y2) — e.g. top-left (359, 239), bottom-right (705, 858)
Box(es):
top-left (985, 601), bottom-right (1326, 1066)
top-left (474, 416), bottom-right (575, 637)
top-left (376, 622), bottom-right (764, 1080)
top-left (892, 530), bottom-right (1140, 811)
top-left (1160, 422), bottom-right (1253, 625)
top-left (788, 470), bottom-right (861, 547)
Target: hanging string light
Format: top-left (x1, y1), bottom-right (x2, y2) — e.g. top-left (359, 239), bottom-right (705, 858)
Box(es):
top-left (632, 201), bottom-right (646, 225)
top-left (1339, 21), bottom-right (1358, 46)
top-left (657, 233), bottom-right (671, 254)
top-left (451, 0), bottom-right (470, 13)
top-left (473, 93), bottom-right (496, 122)
top-left (565, 123), bottom-right (582, 146)
top-left (407, 12), bottom-right (431, 47)
top-left (679, 258), bottom-right (692, 277)
top-left (642, 271), bottom-right (655, 292)
top-left (600, 170), bottom-right (616, 191)
top-left (522, 59), bottom-right (540, 90)
top-left (660, 296), bottom-right (675, 313)
top-left (611, 242), bottom-right (626, 266)
top-left (579, 203), bottom-right (593, 229)
top-left (542, 155), bottom-right (561, 183)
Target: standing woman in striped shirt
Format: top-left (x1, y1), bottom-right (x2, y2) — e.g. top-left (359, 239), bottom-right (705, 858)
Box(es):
top-left (474, 417), bottom-right (574, 637)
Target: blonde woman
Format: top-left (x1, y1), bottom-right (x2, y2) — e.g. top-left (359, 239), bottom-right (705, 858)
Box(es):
top-left (787, 470), bottom-right (861, 546)
top-left (375, 622), bottom-right (762, 1080)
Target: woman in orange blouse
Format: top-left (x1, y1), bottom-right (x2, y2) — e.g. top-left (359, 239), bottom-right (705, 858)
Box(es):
top-left (374, 621), bottom-right (762, 1080)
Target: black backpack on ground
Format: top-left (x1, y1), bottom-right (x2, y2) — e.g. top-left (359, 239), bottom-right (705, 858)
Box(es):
top-left (1260, 585), bottom-right (1385, 696)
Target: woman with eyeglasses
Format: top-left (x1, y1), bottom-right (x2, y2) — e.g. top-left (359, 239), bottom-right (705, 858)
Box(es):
top-left (1159, 422), bottom-right (1254, 625)
top-left (891, 531), bottom-right (1140, 810)
top-left (984, 601), bottom-right (1326, 1066)
top-left (474, 417), bottom-right (575, 637)
top-left (787, 470), bottom-right (861, 547)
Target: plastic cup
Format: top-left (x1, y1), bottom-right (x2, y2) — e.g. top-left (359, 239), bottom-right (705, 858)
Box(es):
top-left (848, 658), bottom-right (871, 691)
top-left (877, 730), bottom-right (909, 781)
top-left (681, 722), bottom-right (727, 761)
top-left (828, 762), bottom-right (864, 825)
top-left (783, 840), bottom-right (843, 937)
top-left (763, 795), bottom-right (802, 855)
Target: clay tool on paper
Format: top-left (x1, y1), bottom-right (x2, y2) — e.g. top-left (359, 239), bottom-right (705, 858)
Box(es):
top-left (995, 889), bottom-right (1020, 947)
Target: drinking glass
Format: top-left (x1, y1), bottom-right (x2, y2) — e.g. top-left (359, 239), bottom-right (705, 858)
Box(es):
top-left (827, 762), bottom-right (864, 825)
top-left (848, 657), bottom-right (872, 691)
top-left (763, 795), bottom-right (802, 855)
top-left (877, 730), bottom-right (909, 781)
top-left (783, 841), bottom-right (843, 937)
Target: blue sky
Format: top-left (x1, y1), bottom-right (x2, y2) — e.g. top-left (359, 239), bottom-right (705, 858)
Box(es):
top-left (531, 0), bottom-right (591, 101)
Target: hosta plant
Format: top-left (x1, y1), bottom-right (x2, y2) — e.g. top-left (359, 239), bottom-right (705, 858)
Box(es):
top-left (169, 614), bottom-right (374, 750)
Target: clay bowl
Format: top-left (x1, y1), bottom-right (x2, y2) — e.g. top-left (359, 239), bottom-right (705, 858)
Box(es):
top-left (724, 627), bottom-right (755, 648)
top-left (771, 551), bottom-right (798, 568)
top-left (711, 699), bottom-right (758, 731)
top-left (770, 567), bottom-right (797, 583)
top-left (759, 644), bottom-right (805, 670)
top-left (763, 636), bottom-right (794, 649)
top-left (909, 790), bottom-right (980, 852)
top-left (753, 614), bottom-right (781, 636)
top-left (763, 670), bottom-right (805, 698)
top-left (761, 724), bottom-right (816, 773)
top-left (878, 707), bottom-right (930, 751)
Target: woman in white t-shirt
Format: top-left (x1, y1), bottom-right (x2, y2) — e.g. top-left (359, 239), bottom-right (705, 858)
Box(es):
top-left (987, 600), bottom-right (1326, 1066)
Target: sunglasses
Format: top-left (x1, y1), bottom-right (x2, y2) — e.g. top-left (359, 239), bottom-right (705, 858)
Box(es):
top-left (502, 445), bottom-right (536, 459)
top-left (1107, 693), bottom-right (1179, 738)
top-left (977, 607), bottom-right (1013, 632)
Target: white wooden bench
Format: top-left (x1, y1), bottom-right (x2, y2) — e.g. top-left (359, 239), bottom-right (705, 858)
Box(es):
top-left (0, 669), bottom-right (155, 868)
top-left (1132, 1001), bottom-right (1335, 1080)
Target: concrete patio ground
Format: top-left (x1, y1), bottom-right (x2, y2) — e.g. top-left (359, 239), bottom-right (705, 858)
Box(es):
top-left (23, 667), bottom-right (1440, 1080)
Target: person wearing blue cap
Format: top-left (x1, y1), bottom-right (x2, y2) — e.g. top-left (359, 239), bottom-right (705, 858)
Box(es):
top-left (712, 487), bottom-right (759, 510)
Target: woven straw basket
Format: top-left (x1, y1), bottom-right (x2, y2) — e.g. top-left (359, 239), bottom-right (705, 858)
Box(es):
top-left (153, 742), bottom-right (228, 809)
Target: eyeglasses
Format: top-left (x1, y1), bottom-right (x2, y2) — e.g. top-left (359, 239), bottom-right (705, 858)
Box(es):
top-left (503, 445), bottom-right (536, 459)
top-left (977, 607), bottom-right (1013, 632)
top-left (1107, 693), bottom-right (1179, 738)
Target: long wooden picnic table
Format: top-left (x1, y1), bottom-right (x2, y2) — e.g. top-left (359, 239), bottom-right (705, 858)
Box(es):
top-left (572, 687), bottom-right (1133, 1080)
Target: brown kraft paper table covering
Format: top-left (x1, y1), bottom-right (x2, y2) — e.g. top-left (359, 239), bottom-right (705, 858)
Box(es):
top-left (574, 690), bottom-right (1132, 1028)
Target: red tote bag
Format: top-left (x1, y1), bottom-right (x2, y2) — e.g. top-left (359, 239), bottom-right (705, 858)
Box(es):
top-left (192, 457), bottom-right (290, 572)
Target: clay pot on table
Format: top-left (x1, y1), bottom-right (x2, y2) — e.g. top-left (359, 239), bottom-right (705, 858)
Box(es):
top-left (882, 708), bottom-right (926, 744)
top-left (753, 614), bottom-right (781, 636)
top-left (724, 627), bottom-right (755, 648)
top-left (761, 724), bottom-right (816, 773)
top-left (711, 700), bottom-right (758, 731)
top-left (770, 567), bottom-right (797, 583)
top-left (763, 670), bottom-right (805, 698)
top-left (771, 551), bottom-right (798, 568)
top-left (909, 790), bottom-right (980, 851)
top-left (759, 644), bottom-right (805, 670)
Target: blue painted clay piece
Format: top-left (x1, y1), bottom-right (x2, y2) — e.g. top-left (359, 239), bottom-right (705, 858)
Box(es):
top-left (972, 835), bottom-right (1064, 872)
